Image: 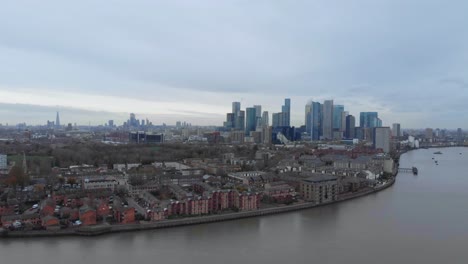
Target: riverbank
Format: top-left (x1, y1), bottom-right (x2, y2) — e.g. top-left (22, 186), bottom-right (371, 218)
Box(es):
top-left (1, 177), bottom-right (396, 238)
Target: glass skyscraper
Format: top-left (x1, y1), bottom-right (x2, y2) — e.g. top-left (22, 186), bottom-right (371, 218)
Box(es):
top-left (322, 100), bottom-right (334, 140)
top-left (333, 105), bottom-right (344, 130)
top-left (245, 107), bottom-right (257, 135)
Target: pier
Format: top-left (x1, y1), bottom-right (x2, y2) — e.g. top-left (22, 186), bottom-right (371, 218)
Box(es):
top-left (398, 167), bottom-right (418, 175)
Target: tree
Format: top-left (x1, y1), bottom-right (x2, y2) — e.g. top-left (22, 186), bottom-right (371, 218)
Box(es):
top-left (8, 165), bottom-right (29, 189)
top-left (67, 177), bottom-right (77, 186)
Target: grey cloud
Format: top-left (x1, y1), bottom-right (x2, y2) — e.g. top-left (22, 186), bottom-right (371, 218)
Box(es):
top-left (0, 0), bottom-right (468, 128)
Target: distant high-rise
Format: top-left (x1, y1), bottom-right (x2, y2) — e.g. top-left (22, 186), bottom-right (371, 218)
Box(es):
top-left (245, 107), bottom-right (257, 135)
top-left (305, 101), bottom-right (322, 140)
top-left (262, 111), bottom-right (269, 127)
top-left (272, 98), bottom-right (291, 128)
top-left (232, 102), bottom-right (241, 116)
top-left (373, 127), bottom-right (391, 153)
top-left (108, 120), bottom-right (114, 127)
top-left (360, 112), bottom-right (379, 128)
top-left (322, 100), bottom-right (334, 140)
top-left (55, 111), bottom-right (61, 128)
top-left (341, 111), bottom-right (348, 132)
top-left (425, 128), bottom-right (434, 141)
top-left (392, 123), bottom-right (401, 137)
top-left (333, 105), bottom-right (344, 130)
top-left (282, 98), bottom-right (291, 127)
top-left (236, 110), bottom-right (245, 131)
top-left (345, 115), bottom-right (356, 139)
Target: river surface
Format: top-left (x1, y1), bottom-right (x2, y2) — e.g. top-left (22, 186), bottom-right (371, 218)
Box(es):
top-left (2, 147), bottom-right (468, 264)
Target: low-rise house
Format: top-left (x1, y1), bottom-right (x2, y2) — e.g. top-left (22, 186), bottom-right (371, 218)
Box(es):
top-left (60, 207), bottom-right (79, 221)
top-left (79, 205), bottom-right (97, 226)
top-left (1, 213), bottom-right (41, 228)
top-left (41, 215), bottom-right (60, 230)
top-left (40, 198), bottom-right (56, 216)
top-left (96, 200), bottom-right (111, 218)
top-left (114, 206), bottom-right (135, 224)
top-left (264, 181), bottom-right (296, 202)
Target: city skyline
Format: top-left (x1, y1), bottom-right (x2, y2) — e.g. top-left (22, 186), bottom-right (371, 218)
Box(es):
top-left (1, 1), bottom-right (468, 128)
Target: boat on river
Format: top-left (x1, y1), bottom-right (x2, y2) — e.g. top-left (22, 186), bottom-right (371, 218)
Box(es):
top-left (434, 151), bottom-right (443, 154)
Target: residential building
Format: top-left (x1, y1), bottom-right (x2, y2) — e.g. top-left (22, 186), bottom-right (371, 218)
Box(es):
top-left (373, 127), bottom-right (391, 153)
top-left (300, 174), bottom-right (338, 204)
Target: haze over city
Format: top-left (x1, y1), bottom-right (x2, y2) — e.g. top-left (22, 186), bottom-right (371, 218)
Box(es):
top-left (1, 0), bottom-right (467, 128)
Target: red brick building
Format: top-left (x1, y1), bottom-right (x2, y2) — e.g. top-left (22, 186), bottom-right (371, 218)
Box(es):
top-left (41, 215), bottom-right (60, 229)
top-left (114, 207), bottom-right (135, 224)
top-left (79, 205), bottom-right (97, 226)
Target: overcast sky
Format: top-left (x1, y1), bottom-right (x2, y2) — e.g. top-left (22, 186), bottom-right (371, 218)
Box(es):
top-left (1, 0), bottom-right (467, 128)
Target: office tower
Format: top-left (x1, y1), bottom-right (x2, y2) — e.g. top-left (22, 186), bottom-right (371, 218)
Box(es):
top-left (457, 128), bottom-right (464, 144)
top-left (373, 127), bottom-right (391, 153)
top-left (55, 111), bottom-right (61, 128)
top-left (262, 126), bottom-right (273, 144)
top-left (376, 118), bottom-right (382, 127)
top-left (345, 115), bottom-right (356, 139)
top-left (305, 101), bottom-right (322, 140)
top-left (245, 107), bottom-right (257, 135)
top-left (253, 105), bottom-right (262, 128)
top-left (253, 105), bottom-right (262, 118)
top-left (272, 113), bottom-right (280, 128)
top-left (333, 105), bottom-right (344, 130)
top-left (262, 111), bottom-right (269, 127)
top-left (360, 112), bottom-right (379, 128)
top-left (282, 98), bottom-right (291, 127)
top-left (322, 100), bottom-right (334, 140)
top-left (236, 110), bottom-right (245, 131)
top-left (108, 120), bottom-right (114, 127)
top-left (341, 111), bottom-right (348, 132)
top-left (392, 123), bottom-right (401, 137)
top-left (225, 113), bottom-right (235, 129)
top-left (232, 102), bottom-right (241, 115)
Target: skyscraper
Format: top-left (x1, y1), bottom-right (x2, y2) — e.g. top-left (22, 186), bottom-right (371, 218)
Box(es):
top-left (232, 102), bottom-right (241, 116)
top-left (373, 127), bottom-right (391, 153)
top-left (305, 101), bottom-right (322, 140)
top-left (392, 123), bottom-right (401, 137)
top-left (341, 111), bottom-right (348, 132)
top-left (345, 115), bottom-right (356, 139)
top-left (236, 110), bottom-right (245, 131)
top-left (282, 98), bottom-right (291, 127)
top-left (245, 107), bottom-right (257, 135)
top-left (254, 105), bottom-right (262, 128)
top-left (322, 100), bottom-right (334, 140)
top-left (262, 111), bottom-right (269, 127)
top-left (360, 112), bottom-right (379, 128)
top-left (333, 105), bottom-right (344, 130)
top-left (55, 111), bottom-right (61, 128)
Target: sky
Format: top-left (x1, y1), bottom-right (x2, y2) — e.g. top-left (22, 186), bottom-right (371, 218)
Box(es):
top-left (0, 0), bottom-right (467, 128)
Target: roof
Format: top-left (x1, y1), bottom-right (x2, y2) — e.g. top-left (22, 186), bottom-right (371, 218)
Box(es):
top-left (303, 174), bottom-right (338, 183)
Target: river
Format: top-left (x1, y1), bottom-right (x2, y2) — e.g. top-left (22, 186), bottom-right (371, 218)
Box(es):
top-left (1, 147), bottom-right (468, 264)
